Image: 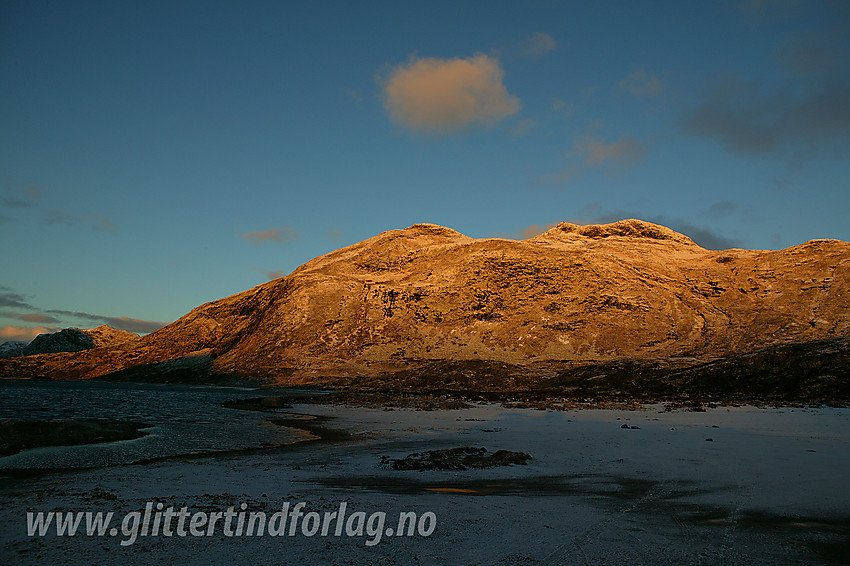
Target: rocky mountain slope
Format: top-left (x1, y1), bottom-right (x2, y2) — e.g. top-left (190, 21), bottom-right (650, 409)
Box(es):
top-left (0, 341), bottom-right (27, 359)
top-left (1, 220), bottom-right (848, 398)
top-left (22, 326), bottom-right (139, 356)
top-left (1, 326), bottom-right (139, 359)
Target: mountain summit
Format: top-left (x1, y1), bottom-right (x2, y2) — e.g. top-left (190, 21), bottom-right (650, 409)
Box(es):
top-left (2, 220), bottom-right (848, 392)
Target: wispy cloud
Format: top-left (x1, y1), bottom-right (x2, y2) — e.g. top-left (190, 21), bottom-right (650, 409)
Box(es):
top-left (549, 98), bottom-right (577, 118)
top-left (44, 210), bottom-right (118, 232)
top-left (0, 287), bottom-right (165, 334)
top-left (46, 310), bottom-right (166, 333)
top-left (1, 186), bottom-right (119, 232)
top-left (0, 288), bottom-right (35, 310)
top-left (510, 117), bottom-right (538, 136)
top-left (536, 127), bottom-right (648, 186)
top-left (518, 32), bottom-right (556, 58)
top-left (1, 312), bottom-right (60, 324)
top-left (240, 226), bottom-right (299, 244)
top-left (534, 168), bottom-right (579, 185)
top-left (380, 54), bottom-right (520, 134)
top-left (705, 201), bottom-right (738, 219)
top-left (573, 133), bottom-right (648, 168)
top-left (619, 68), bottom-right (664, 97)
top-left (0, 325), bottom-right (60, 343)
top-left (1, 185), bottom-right (41, 208)
top-left (266, 270), bottom-right (288, 280)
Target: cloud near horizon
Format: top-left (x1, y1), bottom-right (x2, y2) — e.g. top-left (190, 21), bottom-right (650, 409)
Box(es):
top-left (381, 54), bottom-right (521, 134)
top-left (1, 312), bottom-right (60, 324)
top-left (240, 226), bottom-right (299, 244)
top-left (46, 310), bottom-right (167, 334)
top-left (0, 287), bottom-right (167, 334)
top-left (0, 325), bottom-right (61, 343)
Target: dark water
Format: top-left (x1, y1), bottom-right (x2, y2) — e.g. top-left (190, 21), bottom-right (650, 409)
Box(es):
top-left (0, 379), bottom-right (308, 469)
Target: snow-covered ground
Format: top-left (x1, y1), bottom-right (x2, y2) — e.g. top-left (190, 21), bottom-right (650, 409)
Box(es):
top-left (2, 403), bottom-right (848, 564)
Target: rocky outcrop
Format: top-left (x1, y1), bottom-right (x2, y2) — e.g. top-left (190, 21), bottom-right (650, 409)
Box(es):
top-left (0, 220), bottom-right (847, 396)
top-left (381, 447), bottom-right (532, 470)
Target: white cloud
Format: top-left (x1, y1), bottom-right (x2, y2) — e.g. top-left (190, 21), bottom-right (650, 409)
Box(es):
top-left (381, 54), bottom-right (521, 134)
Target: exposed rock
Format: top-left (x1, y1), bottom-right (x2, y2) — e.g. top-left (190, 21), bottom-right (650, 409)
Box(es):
top-left (381, 447), bottom-right (532, 470)
top-left (0, 219), bottom-right (847, 401)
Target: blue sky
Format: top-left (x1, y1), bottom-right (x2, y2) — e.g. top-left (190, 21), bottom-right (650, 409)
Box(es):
top-left (1, 0), bottom-right (849, 341)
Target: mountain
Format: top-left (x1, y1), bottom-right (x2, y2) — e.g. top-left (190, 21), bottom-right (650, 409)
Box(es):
top-left (0, 326), bottom-right (139, 360)
top-left (20, 325), bottom-right (139, 356)
top-left (0, 341), bottom-right (27, 359)
top-left (1, 220), bottom-right (848, 399)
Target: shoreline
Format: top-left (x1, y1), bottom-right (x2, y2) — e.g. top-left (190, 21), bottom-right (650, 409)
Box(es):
top-left (1, 402), bottom-right (849, 563)
top-left (6, 373), bottom-right (848, 409)
top-left (0, 412), bottom-right (354, 479)
top-left (4, 332), bottom-right (849, 405)
top-left (0, 391), bottom-right (846, 477)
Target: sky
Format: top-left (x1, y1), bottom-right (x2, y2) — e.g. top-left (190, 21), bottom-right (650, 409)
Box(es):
top-left (1, 0), bottom-right (849, 342)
